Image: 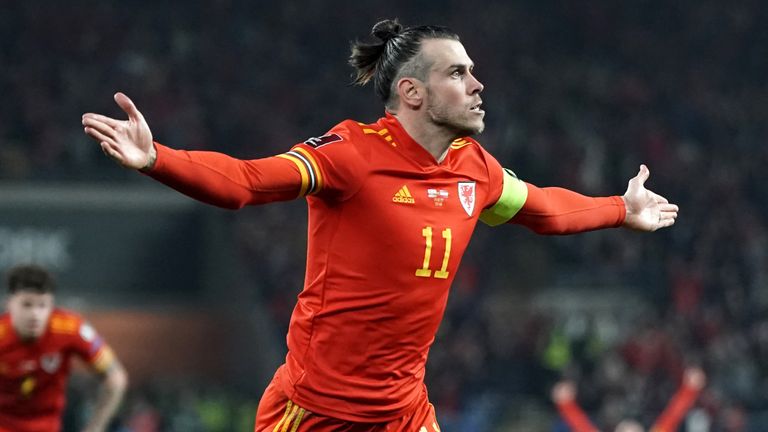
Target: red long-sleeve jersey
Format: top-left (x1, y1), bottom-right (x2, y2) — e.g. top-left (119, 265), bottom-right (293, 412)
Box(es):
top-left (147, 113), bottom-right (625, 422)
top-left (0, 309), bottom-right (116, 432)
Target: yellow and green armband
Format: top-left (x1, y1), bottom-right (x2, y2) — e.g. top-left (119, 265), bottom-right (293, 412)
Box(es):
top-left (479, 168), bottom-right (528, 226)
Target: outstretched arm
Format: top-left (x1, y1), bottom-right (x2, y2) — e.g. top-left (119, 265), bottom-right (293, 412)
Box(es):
top-left (81, 359), bottom-right (128, 432)
top-left (509, 184), bottom-right (626, 234)
top-left (82, 93), bottom-right (305, 208)
top-left (484, 164), bottom-right (678, 234)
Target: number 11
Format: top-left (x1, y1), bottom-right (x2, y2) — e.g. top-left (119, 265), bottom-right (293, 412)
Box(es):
top-left (415, 227), bottom-right (452, 279)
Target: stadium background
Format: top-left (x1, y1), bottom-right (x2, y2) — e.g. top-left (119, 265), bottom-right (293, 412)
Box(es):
top-left (1, 0), bottom-right (767, 430)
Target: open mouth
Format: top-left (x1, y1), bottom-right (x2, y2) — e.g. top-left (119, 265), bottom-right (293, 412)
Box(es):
top-left (470, 101), bottom-right (484, 113)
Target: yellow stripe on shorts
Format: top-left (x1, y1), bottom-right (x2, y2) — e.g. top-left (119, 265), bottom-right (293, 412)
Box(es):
top-left (272, 401), bottom-right (293, 432)
top-left (290, 407), bottom-right (306, 432)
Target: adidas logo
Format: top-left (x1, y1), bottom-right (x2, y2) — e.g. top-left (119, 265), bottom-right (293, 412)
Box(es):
top-left (392, 185), bottom-right (415, 204)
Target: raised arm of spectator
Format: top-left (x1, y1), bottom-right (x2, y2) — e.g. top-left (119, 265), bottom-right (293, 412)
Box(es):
top-left (551, 381), bottom-right (601, 432)
top-left (650, 367), bottom-right (706, 432)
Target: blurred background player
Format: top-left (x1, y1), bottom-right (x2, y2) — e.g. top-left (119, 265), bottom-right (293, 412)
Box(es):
top-left (0, 264), bottom-right (128, 432)
top-left (551, 367), bottom-right (706, 432)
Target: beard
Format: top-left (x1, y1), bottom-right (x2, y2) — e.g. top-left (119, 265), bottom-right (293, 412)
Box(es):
top-left (426, 98), bottom-right (485, 137)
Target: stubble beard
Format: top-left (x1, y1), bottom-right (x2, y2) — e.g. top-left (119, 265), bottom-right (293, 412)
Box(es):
top-left (426, 100), bottom-right (484, 138)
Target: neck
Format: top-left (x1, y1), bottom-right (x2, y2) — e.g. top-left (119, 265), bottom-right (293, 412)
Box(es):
top-left (392, 110), bottom-right (456, 163)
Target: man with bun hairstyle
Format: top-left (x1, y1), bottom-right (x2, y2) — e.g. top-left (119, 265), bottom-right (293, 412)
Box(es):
top-left (82, 18), bottom-right (678, 432)
top-left (0, 265), bottom-right (127, 432)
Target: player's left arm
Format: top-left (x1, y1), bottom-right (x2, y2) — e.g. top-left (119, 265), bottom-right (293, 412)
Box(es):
top-left (74, 323), bottom-right (128, 432)
top-left (480, 164), bottom-right (678, 234)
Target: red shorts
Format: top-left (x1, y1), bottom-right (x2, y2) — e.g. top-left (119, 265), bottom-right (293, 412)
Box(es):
top-left (254, 370), bottom-right (441, 432)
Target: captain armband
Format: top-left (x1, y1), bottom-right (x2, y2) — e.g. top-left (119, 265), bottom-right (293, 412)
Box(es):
top-left (479, 168), bottom-right (528, 226)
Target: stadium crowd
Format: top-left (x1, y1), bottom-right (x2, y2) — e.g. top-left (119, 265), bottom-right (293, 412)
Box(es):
top-left (2, 0), bottom-right (768, 430)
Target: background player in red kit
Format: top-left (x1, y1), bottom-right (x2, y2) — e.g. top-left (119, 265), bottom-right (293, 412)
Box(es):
top-left (551, 367), bottom-right (706, 432)
top-left (0, 265), bottom-right (128, 432)
top-left (82, 19), bottom-right (678, 432)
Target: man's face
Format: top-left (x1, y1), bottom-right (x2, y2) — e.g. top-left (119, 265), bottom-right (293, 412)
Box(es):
top-left (7, 291), bottom-right (54, 340)
top-left (421, 39), bottom-right (485, 136)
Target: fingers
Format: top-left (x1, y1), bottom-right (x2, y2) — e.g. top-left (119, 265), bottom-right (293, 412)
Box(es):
top-left (114, 92), bottom-right (142, 121)
top-left (100, 142), bottom-right (124, 163)
top-left (657, 217), bottom-right (676, 229)
top-left (658, 203), bottom-right (679, 212)
top-left (650, 191), bottom-right (680, 217)
top-left (657, 205), bottom-right (678, 230)
top-left (83, 117), bottom-right (127, 166)
top-left (635, 164), bottom-right (650, 185)
top-left (626, 164), bottom-right (650, 193)
top-left (82, 113), bottom-right (122, 128)
top-left (83, 121), bottom-right (117, 143)
top-left (660, 209), bottom-right (678, 219)
top-left (650, 191), bottom-right (669, 204)
top-left (660, 204), bottom-right (678, 217)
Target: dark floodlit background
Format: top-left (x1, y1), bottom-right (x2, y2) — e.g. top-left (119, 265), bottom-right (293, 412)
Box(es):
top-left (1, 1), bottom-right (767, 431)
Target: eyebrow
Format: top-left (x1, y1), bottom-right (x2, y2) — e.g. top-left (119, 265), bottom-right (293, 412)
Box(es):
top-left (446, 63), bottom-right (474, 72)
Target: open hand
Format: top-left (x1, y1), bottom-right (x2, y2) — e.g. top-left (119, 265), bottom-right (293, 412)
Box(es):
top-left (82, 92), bottom-right (155, 170)
top-left (622, 164), bottom-right (678, 231)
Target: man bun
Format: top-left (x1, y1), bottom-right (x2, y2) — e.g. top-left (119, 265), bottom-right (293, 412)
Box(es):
top-left (371, 19), bottom-right (402, 43)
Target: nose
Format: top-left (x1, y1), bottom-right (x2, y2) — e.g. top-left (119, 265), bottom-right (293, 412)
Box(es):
top-left (32, 307), bottom-right (48, 322)
top-left (468, 72), bottom-right (483, 94)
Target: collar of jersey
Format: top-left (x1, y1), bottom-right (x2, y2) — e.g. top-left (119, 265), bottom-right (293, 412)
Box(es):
top-left (379, 112), bottom-right (446, 167)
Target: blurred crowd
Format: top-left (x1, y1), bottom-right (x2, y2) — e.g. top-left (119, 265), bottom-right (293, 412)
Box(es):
top-left (63, 377), bottom-right (257, 432)
top-left (4, 0), bottom-right (768, 430)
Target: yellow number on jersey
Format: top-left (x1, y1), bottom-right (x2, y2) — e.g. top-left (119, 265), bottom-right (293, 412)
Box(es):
top-left (21, 376), bottom-right (36, 397)
top-left (415, 227), bottom-right (452, 279)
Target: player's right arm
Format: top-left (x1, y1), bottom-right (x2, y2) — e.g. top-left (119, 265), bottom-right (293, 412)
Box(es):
top-left (140, 144), bottom-right (310, 209)
top-left (82, 92), bottom-right (362, 208)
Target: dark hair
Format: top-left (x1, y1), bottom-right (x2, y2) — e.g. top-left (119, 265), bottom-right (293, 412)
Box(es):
top-left (349, 19), bottom-right (460, 107)
top-left (6, 264), bottom-right (56, 294)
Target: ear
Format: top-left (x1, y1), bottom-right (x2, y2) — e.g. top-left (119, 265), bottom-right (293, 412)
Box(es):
top-left (395, 77), bottom-right (423, 109)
